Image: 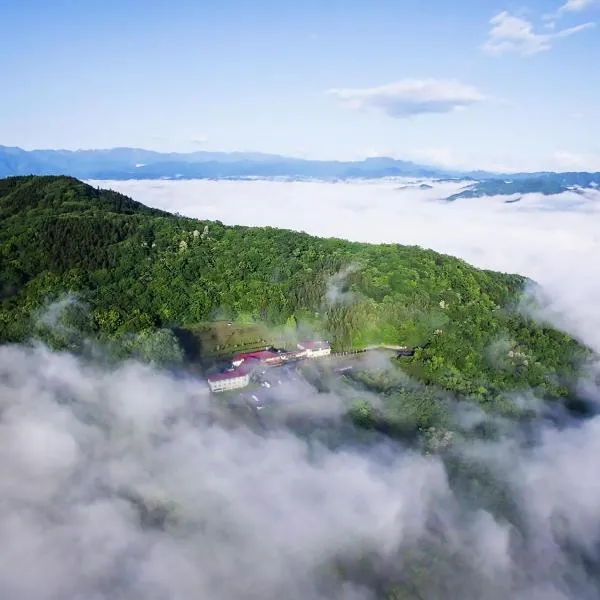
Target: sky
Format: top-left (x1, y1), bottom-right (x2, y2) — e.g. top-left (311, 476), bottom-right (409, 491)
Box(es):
top-left (1, 0), bottom-right (599, 171)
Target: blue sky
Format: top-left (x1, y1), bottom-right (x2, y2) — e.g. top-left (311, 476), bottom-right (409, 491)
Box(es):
top-left (1, 0), bottom-right (598, 170)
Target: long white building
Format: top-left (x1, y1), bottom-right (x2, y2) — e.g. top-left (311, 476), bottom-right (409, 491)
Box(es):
top-left (207, 368), bottom-right (250, 393)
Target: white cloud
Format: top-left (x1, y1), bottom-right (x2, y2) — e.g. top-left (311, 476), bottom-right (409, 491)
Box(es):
top-left (483, 11), bottom-right (595, 55)
top-left (0, 344), bottom-right (451, 599)
top-left (559, 0), bottom-right (598, 13)
top-left (327, 79), bottom-right (486, 118)
top-left (544, 0), bottom-right (598, 23)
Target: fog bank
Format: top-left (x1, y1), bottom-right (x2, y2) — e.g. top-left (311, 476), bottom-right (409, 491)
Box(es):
top-left (2, 344), bottom-right (600, 598)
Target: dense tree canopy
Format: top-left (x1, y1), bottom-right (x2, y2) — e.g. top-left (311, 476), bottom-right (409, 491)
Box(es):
top-left (0, 176), bottom-right (588, 404)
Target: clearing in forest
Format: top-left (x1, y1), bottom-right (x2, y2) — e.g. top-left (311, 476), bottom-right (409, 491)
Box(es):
top-left (176, 321), bottom-right (276, 361)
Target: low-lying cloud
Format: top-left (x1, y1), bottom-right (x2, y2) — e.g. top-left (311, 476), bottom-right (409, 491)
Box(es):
top-left (327, 79), bottom-right (486, 118)
top-left (3, 337), bottom-right (600, 597)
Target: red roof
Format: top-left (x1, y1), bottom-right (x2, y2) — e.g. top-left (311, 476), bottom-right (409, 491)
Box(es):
top-left (233, 350), bottom-right (281, 362)
top-left (207, 368), bottom-right (249, 382)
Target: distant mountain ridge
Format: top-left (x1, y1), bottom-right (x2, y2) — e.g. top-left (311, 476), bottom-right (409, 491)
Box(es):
top-left (447, 173), bottom-right (600, 201)
top-left (0, 145), bottom-right (451, 180)
top-left (2, 146), bottom-right (599, 198)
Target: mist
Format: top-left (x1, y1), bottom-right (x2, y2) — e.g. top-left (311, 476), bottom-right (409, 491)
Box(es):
top-left (3, 339), bottom-right (600, 597)
top-left (0, 344), bottom-right (445, 599)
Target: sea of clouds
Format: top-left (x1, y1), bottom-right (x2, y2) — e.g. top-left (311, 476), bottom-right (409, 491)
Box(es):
top-left (2, 178), bottom-right (600, 599)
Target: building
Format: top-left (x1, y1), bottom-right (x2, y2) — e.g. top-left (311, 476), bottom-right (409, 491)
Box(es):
top-left (207, 368), bottom-right (250, 393)
top-left (297, 340), bottom-right (331, 358)
top-left (232, 349), bottom-right (285, 368)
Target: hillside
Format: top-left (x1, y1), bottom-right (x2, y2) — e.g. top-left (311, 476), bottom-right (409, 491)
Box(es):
top-left (0, 176), bottom-right (588, 406)
top-left (447, 172), bottom-right (600, 200)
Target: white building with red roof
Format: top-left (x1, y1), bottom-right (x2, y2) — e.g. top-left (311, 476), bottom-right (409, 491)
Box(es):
top-left (207, 367), bottom-right (250, 393)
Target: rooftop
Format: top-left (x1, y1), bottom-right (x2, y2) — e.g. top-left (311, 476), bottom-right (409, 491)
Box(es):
top-left (207, 367), bottom-right (249, 382)
top-left (233, 350), bottom-right (281, 362)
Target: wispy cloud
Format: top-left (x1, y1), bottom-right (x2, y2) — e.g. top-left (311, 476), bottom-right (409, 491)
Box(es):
top-left (327, 79), bottom-right (486, 118)
top-left (559, 0), bottom-right (598, 13)
top-left (544, 0), bottom-right (598, 24)
top-left (483, 11), bottom-right (595, 55)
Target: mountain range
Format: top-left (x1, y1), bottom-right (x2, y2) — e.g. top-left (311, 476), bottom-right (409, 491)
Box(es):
top-left (447, 174), bottom-right (600, 201)
top-left (0, 145), bottom-right (450, 180)
top-left (1, 145), bottom-right (600, 199)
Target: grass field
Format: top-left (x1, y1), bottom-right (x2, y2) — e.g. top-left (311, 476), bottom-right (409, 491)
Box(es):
top-left (174, 321), bottom-right (280, 363)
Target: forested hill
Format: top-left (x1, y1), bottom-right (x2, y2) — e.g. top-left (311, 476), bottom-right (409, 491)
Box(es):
top-left (446, 172), bottom-right (600, 200)
top-left (0, 175), bottom-right (169, 218)
top-left (0, 175), bottom-right (587, 403)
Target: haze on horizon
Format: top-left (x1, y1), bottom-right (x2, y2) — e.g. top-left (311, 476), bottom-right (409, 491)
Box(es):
top-left (1, 0), bottom-right (599, 171)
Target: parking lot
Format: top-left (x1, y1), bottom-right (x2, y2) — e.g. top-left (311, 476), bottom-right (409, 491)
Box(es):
top-left (238, 364), bottom-right (306, 410)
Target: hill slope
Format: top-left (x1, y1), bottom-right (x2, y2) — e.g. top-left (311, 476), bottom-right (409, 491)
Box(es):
top-left (0, 176), bottom-right (587, 404)
top-left (447, 173), bottom-right (600, 200)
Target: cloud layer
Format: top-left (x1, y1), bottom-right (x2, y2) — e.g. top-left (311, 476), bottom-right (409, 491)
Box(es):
top-left (327, 79), bottom-right (486, 118)
top-left (0, 345), bottom-right (440, 599)
top-left (483, 11), bottom-right (595, 55)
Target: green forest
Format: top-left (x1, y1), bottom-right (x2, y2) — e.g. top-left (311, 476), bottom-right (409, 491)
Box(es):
top-left (0, 175), bottom-right (589, 409)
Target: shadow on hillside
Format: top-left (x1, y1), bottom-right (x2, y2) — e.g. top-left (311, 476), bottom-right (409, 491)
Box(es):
top-left (171, 327), bottom-right (202, 363)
